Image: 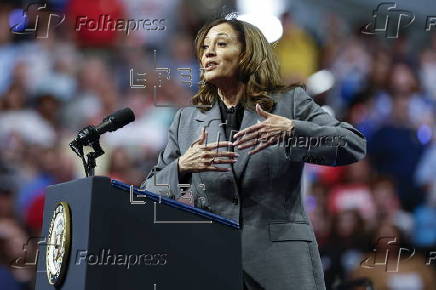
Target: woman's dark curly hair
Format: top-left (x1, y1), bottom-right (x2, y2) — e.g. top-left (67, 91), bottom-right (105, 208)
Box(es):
top-left (193, 18), bottom-right (301, 112)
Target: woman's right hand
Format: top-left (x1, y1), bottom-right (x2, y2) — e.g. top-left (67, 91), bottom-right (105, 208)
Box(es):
top-left (178, 128), bottom-right (238, 174)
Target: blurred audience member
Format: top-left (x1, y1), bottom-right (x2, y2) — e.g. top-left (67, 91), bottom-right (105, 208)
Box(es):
top-left (0, 218), bottom-right (33, 289)
top-left (321, 209), bottom-right (371, 289)
top-left (327, 159), bottom-right (375, 229)
top-left (275, 12), bottom-right (318, 83)
top-left (368, 73), bottom-right (428, 212)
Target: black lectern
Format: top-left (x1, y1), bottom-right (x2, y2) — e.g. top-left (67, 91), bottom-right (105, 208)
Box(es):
top-left (35, 177), bottom-right (242, 290)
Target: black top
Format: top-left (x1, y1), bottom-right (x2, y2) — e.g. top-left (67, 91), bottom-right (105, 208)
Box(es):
top-left (216, 97), bottom-right (244, 142)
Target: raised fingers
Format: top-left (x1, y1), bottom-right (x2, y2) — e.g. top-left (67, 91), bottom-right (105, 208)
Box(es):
top-left (233, 122), bottom-right (265, 139)
top-left (192, 127), bottom-right (208, 146)
top-left (203, 151), bottom-right (238, 158)
top-left (234, 127), bottom-right (274, 147)
top-left (198, 128), bottom-right (208, 145)
top-left (210, 158), bottom-right (238, 164)
top-left (197, 157), bottom-right (231, 170)
top-left (237, 130), bottom-right (281, 150)
top-left (233, 125), bottom-right (270, 148)
top-left (201, 141), bottom-right (234, 150)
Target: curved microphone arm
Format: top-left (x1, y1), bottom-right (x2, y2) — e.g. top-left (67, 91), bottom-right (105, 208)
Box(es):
top-left (69, 126), bottom-right (105, 177)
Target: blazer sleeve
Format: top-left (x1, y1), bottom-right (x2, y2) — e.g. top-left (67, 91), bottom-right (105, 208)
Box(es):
top-left (140, 108), bottom-right (191, 199)
top-left (284, 87), bottom-right (366, 166)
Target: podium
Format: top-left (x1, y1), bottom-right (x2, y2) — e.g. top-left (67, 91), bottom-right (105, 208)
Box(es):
top-left (35, 177), bottom-right (242, 290)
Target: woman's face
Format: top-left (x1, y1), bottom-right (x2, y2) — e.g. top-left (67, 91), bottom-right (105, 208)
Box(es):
top-left (200, 23), bottom-right (242, 85)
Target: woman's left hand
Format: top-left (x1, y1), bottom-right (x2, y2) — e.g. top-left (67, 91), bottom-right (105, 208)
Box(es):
top-left (232, 104), bottom-right (294, 155)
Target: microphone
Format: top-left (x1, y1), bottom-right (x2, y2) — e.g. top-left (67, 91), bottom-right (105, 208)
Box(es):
top-left (95, 107), bottom-right (135, 135)
top-left (71, 108), bottom-right (135, 147)
top-left (69, 107), bottom-right (135, 177)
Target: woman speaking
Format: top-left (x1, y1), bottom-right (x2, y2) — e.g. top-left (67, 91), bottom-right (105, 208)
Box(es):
top-left (141, 18), bottom-right (366, 290)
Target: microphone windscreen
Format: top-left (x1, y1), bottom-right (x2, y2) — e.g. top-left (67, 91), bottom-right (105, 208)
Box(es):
top-left (110, 107), bottom-right (135, 127)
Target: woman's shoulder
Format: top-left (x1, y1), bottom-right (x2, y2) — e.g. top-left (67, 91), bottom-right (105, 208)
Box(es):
top-left (174, 105), bottom-right (204, 123)
top-left (271, 85), bottom-right (309, 105)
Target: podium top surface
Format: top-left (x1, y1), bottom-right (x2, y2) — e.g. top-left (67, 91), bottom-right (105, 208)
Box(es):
top-left (111, 179), bottom-right (240, 229)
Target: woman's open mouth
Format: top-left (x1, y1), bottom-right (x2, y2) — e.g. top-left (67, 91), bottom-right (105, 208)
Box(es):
top-left (205, 61), bottom-right (218, 71)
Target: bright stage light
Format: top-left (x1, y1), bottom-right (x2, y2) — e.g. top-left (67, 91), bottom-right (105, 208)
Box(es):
top-left (237, 14), bottom-right (283, 43)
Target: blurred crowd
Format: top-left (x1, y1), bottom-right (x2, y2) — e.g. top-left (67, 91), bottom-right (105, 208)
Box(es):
top-left (0, 0), bottom-right (435, 289)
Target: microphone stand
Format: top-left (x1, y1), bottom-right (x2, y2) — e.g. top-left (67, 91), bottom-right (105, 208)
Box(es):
top-left (69, 126), bottom-right (105, 177)
top-left (85, 140), bottom-right (105, 177)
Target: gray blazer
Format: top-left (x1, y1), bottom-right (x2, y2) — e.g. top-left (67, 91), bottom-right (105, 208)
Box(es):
top-left (141, 87), bottom-right (366, 290)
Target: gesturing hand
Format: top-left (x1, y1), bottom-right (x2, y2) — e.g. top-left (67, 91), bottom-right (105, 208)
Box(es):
top-left (178, 128), bottom-right (238, 174)
top-left (233, 103), bottom-right (294, 155)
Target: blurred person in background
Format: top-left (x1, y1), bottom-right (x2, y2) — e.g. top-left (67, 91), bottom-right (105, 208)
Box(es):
top-left (419, 35), bottom-right (436, 100)
top-left (368, 62), bottom-right (430, 212)
top-left (0, 1), bottom-right (16, 95)
top-left (33, 44), bottom-right (78, 104)
top-left (62, 56), bottom-right (112, 131)
top-left (413, 130), bottom-right (436, 251)
top-left (0, 83), bottom-right (26, 111)
top-left (33, 93), bottom-right (62, 132)
top-left (167, 33), bottom-right (201, 94)
top-left (349, 45), bottom-right (392, 139)
top-left (107, 147), bottom-right (142, 185)
top-left (370, 176), bottom-right (413, 237)
top-left (0, 159), bottom-right (29, 290)
top-left (329, 33), bottom-right (371, 112)
top-left (321, 209), bottom-right (370, 289)
top-left (275, 12), bottom-right (318, 84)
top-left (16, 145), bottom-right (74, 235)
top-left (120, 0), bottom-right (179, 52)
top-left (0, 218), bottom-right (33, 290)
top-left (326, 159), bottom-right (376, 230)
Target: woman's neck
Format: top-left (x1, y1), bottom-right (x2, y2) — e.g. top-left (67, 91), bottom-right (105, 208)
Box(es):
top-left (217, 81), bottom-right (245, 108)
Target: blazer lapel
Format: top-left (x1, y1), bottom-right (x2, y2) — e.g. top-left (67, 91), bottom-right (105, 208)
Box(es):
top-left (232, 108), bottom-right (260, 181)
